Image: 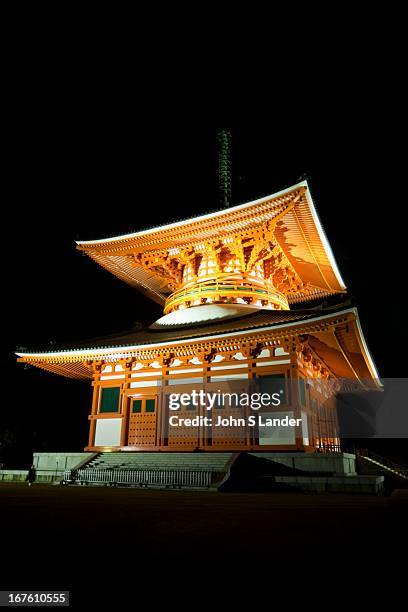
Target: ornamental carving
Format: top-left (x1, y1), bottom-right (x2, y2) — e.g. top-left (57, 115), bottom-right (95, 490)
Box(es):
top-left (125, 220), bottom-right (306, 314)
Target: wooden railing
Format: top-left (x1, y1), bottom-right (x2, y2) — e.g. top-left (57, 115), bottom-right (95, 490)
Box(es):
top-left (164, 278), bottom-right (289, 312)
top-left (316, 442), bottom-right (342, 453)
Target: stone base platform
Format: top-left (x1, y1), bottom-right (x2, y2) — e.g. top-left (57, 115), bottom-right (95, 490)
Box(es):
top-left (0, 451), bottom-right (385, 494)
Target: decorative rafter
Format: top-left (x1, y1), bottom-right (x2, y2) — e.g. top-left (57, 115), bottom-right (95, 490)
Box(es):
top-left (122, 214), bottom-right (307, 313)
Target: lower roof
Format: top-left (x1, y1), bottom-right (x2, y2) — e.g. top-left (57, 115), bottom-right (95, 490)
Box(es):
top-left (17, 308), bottom-right (333, 353)
top-left (16, 305), bottom-right (380, 386)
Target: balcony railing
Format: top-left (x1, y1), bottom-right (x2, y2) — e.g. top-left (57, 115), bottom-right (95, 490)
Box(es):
top-left (165, 278), bottom-right (289, 313)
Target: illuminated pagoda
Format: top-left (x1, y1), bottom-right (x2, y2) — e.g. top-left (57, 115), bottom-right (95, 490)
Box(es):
top-left (17, 180), bottom-right (380, 455)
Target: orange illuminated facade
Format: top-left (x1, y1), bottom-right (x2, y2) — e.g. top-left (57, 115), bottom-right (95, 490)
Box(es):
top-left (17, 180), bottom-right (380, 452)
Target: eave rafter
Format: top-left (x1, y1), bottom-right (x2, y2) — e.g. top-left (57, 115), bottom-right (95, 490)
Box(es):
top-left (110, 202), bottom-right (308, 306)
top-left (296, 334), bottom-right (336, 379)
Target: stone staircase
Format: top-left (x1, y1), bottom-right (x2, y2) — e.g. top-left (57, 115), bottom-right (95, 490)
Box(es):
top-left (357, 450), bottom-right (408, 486)
top-left (61, 450), bottom-right (388, 494)
top-left (63, 452), bottom-right (237, 490)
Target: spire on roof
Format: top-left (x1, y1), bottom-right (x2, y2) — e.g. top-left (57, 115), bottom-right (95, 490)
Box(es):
top-left (217, 129), bottom-right (232, 207)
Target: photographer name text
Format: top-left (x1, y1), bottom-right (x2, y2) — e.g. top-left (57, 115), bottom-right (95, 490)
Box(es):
top-left (169, 414), bottom-right (302, 428)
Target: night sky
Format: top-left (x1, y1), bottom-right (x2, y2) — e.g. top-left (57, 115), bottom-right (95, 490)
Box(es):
top-left (2, 123), bottom-right (406, 466)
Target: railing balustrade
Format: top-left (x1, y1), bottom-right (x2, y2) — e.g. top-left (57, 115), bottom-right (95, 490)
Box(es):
top-left (63, 467), bottom-right (213, 488)
top-left (164, 277), bottom-right (289, 312)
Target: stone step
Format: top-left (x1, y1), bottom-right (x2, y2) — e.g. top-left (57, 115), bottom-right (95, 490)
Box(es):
top-left (65, 452), bottom-right (238, 489)
top-left (86, 452), bottom-right (235, 472)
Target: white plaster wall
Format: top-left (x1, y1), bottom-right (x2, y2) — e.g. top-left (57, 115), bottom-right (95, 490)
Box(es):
top-left (130, 380), bottom-right (162, 388)
top-left (94, 418), bottom-right (122, 446)
top-left (301, 410), bottom-right (309, 446)
top-left (210, 374), bottom-right (249, 382)
top-left (258, 411), bottom-right (296, 445)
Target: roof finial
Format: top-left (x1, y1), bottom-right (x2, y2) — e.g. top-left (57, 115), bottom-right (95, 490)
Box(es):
top-left (217, 129), bottom-right (232, 208)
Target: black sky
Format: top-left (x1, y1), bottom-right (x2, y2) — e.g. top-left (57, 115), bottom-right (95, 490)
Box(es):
top-left (2, 120), bottom-right (406, 465)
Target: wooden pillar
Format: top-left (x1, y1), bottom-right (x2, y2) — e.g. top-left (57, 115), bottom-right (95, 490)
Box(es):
top-left (159, 360), bottom-right (169, 448)
top-left (246, 354), bottom-right (254, 449)
top-left (201, 358), bottom-right (210, 449)
top-left (86, 361), bottom-right (103, 450)
top-left (120, 359), bottom-right (134, 447)
top-left (289, 339), bottom-right (304, 450)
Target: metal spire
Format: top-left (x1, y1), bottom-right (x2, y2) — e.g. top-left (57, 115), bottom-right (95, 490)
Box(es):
top-left (217, 129), bottom-right (232, 208)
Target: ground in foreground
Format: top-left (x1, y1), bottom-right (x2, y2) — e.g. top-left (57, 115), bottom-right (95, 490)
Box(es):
top-left (1, 484), bottom-right (406, 605)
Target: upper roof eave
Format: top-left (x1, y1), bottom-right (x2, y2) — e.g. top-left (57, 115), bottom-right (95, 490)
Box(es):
top-left (75, 179), bottom-right (347, 301)
top-left (76, 180), bottom-right (309, 247)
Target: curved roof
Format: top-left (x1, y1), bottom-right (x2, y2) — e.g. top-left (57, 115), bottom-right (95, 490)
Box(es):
top-left (16, 307), bottom-right (380, 387)
top-left (76, 180), bottom-right (346, 305)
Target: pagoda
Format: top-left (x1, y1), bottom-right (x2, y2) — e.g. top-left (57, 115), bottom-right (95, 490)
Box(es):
top-left (17, 180), bottom-right (380, 454)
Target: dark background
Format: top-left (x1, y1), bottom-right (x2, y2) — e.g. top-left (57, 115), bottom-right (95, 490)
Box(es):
top-left (0, 14), bottom-right (407, 606)
top-left (1, 122), bottom-right (406, 466)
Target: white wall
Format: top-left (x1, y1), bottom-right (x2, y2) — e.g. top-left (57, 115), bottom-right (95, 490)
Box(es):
top-left (258, 411), bottom-right (296, 445)
top-left (301, 410), bottom-right (309, 446)
top-left (94, 418), bottom-right (122, 446)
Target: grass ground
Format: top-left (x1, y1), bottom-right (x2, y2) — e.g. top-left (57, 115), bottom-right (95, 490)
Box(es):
top-left (1, 483), bottom-right (406, 606)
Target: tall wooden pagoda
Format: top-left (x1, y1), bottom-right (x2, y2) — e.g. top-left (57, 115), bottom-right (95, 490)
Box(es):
top-left (17, 180), bottom-right (380, 453)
